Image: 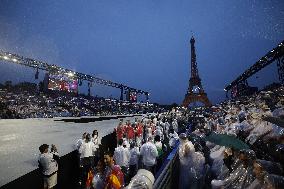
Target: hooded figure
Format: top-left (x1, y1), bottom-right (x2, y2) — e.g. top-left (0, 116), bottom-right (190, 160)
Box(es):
top-left (125, 169), bottom-right (155, 189)
top-left (178, 133), bottom-right (200, 189)
top-left (247, 160), bottom-right (284, 189)
top-left (212, 149), bottom-right (256, 189)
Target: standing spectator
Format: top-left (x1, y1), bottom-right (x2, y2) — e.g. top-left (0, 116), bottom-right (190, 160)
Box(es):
top-left (38, 144), bottom-right (59, 189)
top-left (91, 129), bottom-right (100, 165)
top-left (136, 120), bottom-right (143, 147)
top-left (154, 125), bottom-right (163, 141)
top-left (104, 151), bottom-right (124, 189)
top-left (128, 143), bottom-right (140, 179)
top-left (79, 133), bottom-right (97, 187)
top-left (125, 169), bottom-right (155, 189)
top-left (76, 132), bottom-right (87, 168)
top-left (154, 135), bottom-right (165, 170)
top-left (127, 123), bottom-right (135, 144)
top-left (172, 118), bottom-right (179, 132)
top-left (76, 132), bottom-right (87, 151)
top-left (178, 133), bottom-right (194, 189)
top-left (168, 128), bottom-right (179, 149)
top-left (116, 122), bottom-right (124, 145)
top-left (92, 160), bottom-right (105, 189)
top-left (91, 130), bottom-right (99, 147)
top-left (145, 124), bottom-right (153, 142)
top-left (140, 136), bottom-right (158, 174)
top-left (113, 139), bottom-right (130, 182)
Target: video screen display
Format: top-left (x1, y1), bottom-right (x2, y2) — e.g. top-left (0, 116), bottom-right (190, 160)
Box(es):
top-left (129, 91), bottom-right (137, 102)
top-left (48, 72), bottom-right (78, 93)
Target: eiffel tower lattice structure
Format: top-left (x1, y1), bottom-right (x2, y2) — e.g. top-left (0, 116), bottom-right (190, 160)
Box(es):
top-left (182, 36), bottom-right (211, 107)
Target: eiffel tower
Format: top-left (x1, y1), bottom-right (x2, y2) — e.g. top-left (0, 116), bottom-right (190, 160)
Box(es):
top-left (182, 36), bottom-right (211, 107)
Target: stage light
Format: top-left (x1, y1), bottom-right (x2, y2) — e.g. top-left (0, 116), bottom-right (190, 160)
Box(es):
top-left (12, 58), bottom-right (17, 62)
top-left (67, 72), bottom-right (74, 77)
top-left (3, 56), bottom-right (9, 60)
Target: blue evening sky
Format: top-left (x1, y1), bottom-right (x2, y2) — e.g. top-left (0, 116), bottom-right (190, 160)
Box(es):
top-left (0, 0), bottom-right (283, 104)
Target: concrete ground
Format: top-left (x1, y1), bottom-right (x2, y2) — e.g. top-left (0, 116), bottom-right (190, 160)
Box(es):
top-left (0, 115), bottom-right (141, 187)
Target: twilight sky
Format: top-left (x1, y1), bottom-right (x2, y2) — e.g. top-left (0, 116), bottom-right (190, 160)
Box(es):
top-left (0, 0), bottom-right (284, 105)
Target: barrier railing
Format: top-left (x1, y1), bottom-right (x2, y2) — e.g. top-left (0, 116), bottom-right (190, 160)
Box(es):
top-left (153, 142), bottom-right (180, 189)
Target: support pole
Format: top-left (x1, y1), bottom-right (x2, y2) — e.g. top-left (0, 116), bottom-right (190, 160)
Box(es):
top-left (277, 56), bottom-right (284, 84)
top-left (120, 86), bottom-right (124, 101)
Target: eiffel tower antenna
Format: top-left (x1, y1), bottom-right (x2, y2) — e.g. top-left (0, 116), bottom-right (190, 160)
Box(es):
top-left (182, 35), bottom-right (211, 107)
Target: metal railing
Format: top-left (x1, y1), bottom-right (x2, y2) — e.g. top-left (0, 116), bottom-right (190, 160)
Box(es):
top-left (153, 142), bottom-right (180, 189)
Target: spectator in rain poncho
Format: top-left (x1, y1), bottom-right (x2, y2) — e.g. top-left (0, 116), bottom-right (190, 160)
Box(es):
top-left (145, 124), bottom-right (153, 142)
top-left (178, 133), bottom-right (205, 189)
top-left (223, 116), bottom-right (238, 136)
top-left (247, 160), bottom-right (284, 189)
top-left (212, 149), bottom-right (256, 189)
top-left (210, 146), bottom-right (226, 178)
top-left (140, 136), bottom-right (158, 174)
top-left (246, 114), bottom-right (273, 145)
top-left (164, 119), bottom-right (171, 135)
top-left (172, 118), bottom-right (178, 132)
top-left (168, 128), bottom-right (179, 149)
top-left (92, 160), bottom-right (105, 189)
top-left (128, 143), bottom-right (140, 179)
top-left (125, 169), bottom-right (155, 189)
top-left (272, 101), bottom-right (284, 118)
top-left (113, 139), bottom-right (130, 177)
top-left (154, 125), bottom-right (163, 141)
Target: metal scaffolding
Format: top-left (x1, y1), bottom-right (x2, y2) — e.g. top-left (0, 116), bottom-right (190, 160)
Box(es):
top-left (224, 40), bottom-right (284, 92)
top-left (0, 50), bottom-right (149, 100)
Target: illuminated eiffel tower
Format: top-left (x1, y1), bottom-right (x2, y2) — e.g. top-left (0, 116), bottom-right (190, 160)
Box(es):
top-left (182, 36), bottom-right (211, 107)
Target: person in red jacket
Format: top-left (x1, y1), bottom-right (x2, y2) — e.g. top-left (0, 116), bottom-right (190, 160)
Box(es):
top-left (136, 121), bottom-right (144, 147)
top-left (127, 124), bottom-right (135, 143)
top-left (116, 122), bottom-right (124, 145)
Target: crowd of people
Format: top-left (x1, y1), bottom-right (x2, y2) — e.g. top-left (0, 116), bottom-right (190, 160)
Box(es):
top-left (0, 81), bottom-right (162, 119)
top-left (37, 111), bottom-right (184, 189)
top-left (177, 85), bottom-right (284, 189)
top-left (74, 113), bottom-right (184, 189)
top-left (36, 83), bottom-right (284, 189)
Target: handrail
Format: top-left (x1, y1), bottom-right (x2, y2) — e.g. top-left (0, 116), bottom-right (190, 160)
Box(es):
top-left (153, 142), bottom-right (179, 189)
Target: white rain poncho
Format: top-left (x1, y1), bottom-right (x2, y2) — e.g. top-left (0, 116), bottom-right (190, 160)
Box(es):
top-left (140, 142), bottom-right (158, 167)
top-left (126, 169), bottom-right (155, 189)
top-left (246, 120), bottom-right (273, 145)
top-left (210, 146), bottom-right (226, 178)
top-left (179, 136), bottom-right (205, 189)
top-left (247, 173), bottom-right (284, 189)
top-left (179, 138), bottom-right (195, 189)
top-left (213, 150), bottom-right (256, 189)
